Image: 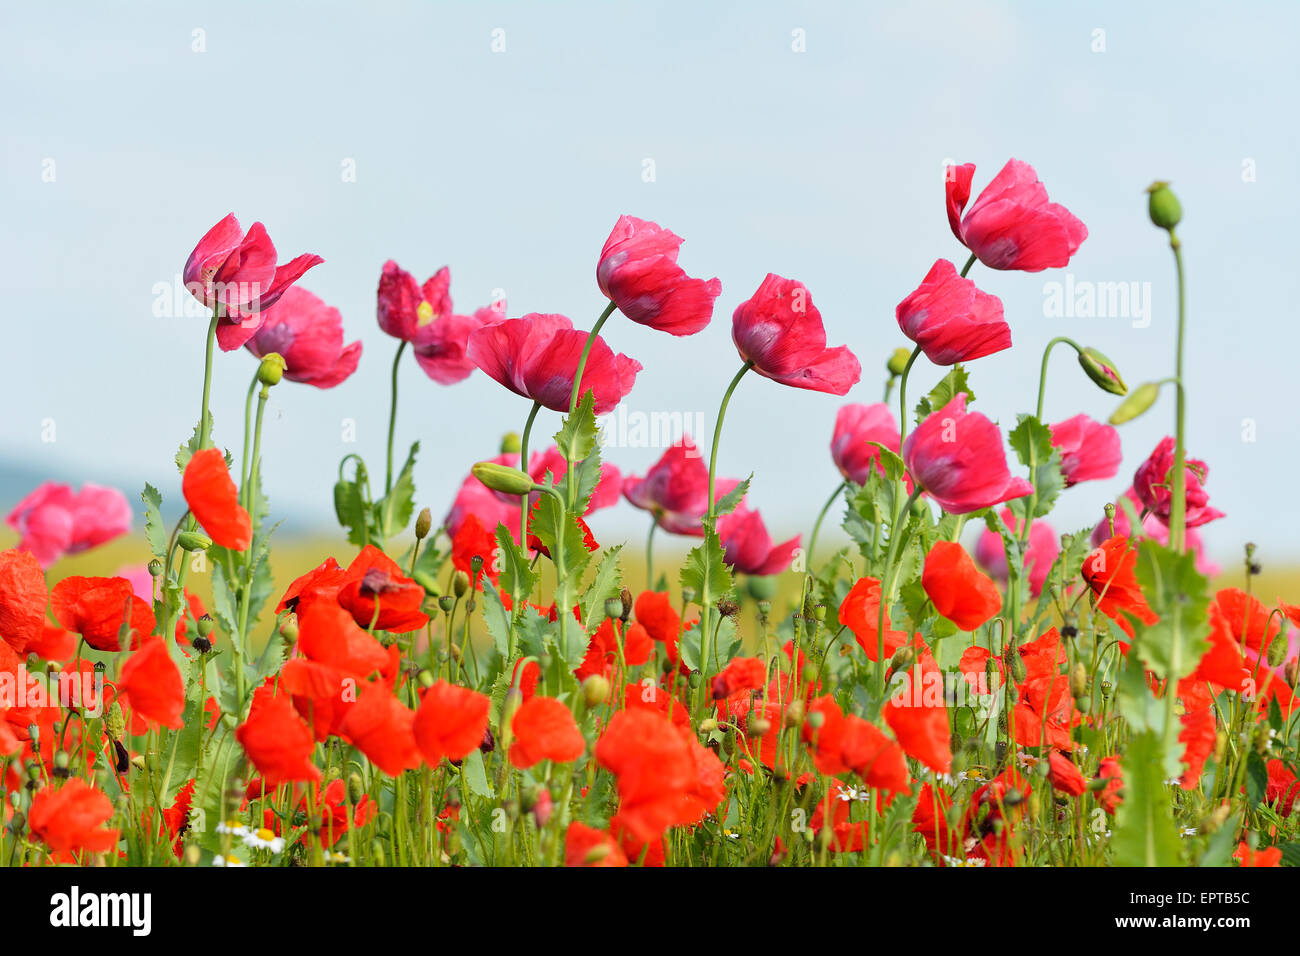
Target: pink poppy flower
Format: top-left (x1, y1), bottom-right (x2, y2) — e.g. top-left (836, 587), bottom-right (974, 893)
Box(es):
top-left (731, 274), bottom-right (860, 395)
top-left (6, 483), bottom-right (131, 567)
top-left (1091, 488), bottom-right (1219, 577)
top-left (830, 403), bottom-right (902, 485)
top-left (903, 394), bottom-right (1033, 514)
top-left (1048, 414), bottom-right (1121, 487)
top-left (467, 313), bottom-right (641, 414)
top-left (597, 216), bottom-right (721, 336)
top-left (1132, 436), bottom-right (1225, 530)
top-left (245, 286), bottom-right (362, 388)
top-left (622, 439), bottom-right (741, 537)
top-left (717, 502), bottom-right (799, 576)
top-left (895, 259), bottom-right (1011, 365)
top-left (526, 447), bottom-right (622, 514)
top-left (946, 160), bottom-right (1088, 272)
top-left (975, 508), bottom-right (1060, 597)
top-left (183, 213), bottom-right (323, 351)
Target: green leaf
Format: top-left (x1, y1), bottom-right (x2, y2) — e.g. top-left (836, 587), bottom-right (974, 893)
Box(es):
top-left (495, 524), bottom-right (537, 614)
top-left (1245, 751), bottom-right (1269, 808)
top-left (914, 365), bottom-right (974, 422)
top-left (174, 414), bottom-right (212, 473)
top-left (715, 475), bottom-right (751, 517)
top-left (580, 545), bottom-right (623, 631)
top-left (142, 483), bottom-right (167, 560)
top-left (1007, 414), bottom-right (1064, 519)
top-left (479, 578), bottom-right (513, 659)
top-left (1131, 540), bottom-right (1210, 683)
top-left (1112, 730), bottom-right (1182, 867)
top-left (376, 442), bottom-right (419, 539)
top-left (554, 391), bottom-right (598, 464)
top-left (461, 748), bottom-right (494, 799)
top-left (1278, 842), bottom-right (1300, 868)
top-left (680, 527), bottom-right (732, 602)
top-left (866, 442), bottom-right (906, 481)
top-left (1197, 811), bottom-right (1243, 867)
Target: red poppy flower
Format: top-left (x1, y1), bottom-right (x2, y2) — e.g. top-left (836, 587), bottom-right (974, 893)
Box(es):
top-left (182, 448), bottom-right (252, 550)
top-left (295, 594), bottom-right (395, 680)
top-left (509, 696), bottom-right (585, 768)
top-left (235, 685), bottom-right (322, 787)
top-left (896, 259), bottom-right (1011, 365)
top-left (945, 159), bottom-right (1087, 272)
top-left (634, 591), bottom-right (682, 645)
top-left (1178, 703), bottom-right (1216, 790)
top-left (335, 545), bottom-right (429, 633)
top-left (1132, 436), bottom-right (1225, 530)
top-left (27, 623), bottom-right (76, 662)
top-left (50, 575), bottom-right (153, 652)
top-left (731, 273), bottom-right (860, 395)
top-left (1234, 842), bottom-right (1281, 867)
top-left (1081, 536), bottom-right (1158, 639)
top-left (279, 657), bottom-right (352, 740)
top-left (716, 503), bottom-right (799, 576)
top-left (922, 541), bottom-right (1002, 631)
top-left (1265, 759), bottom-right (1300, 817)
top-left (468, 313), bottom-right (641, 414)
top-left (340, 686), bottom-right (421, 776)
top-left (597, 215), bottom-right (721, 336)
top-left (413, 681), bottom-right (491, 766)
top-left (710, 656), bottom-right (766, 701)
top-left (1015, 673), bottom-right (1077, 750)
top-left (276, 557), bottom-right (345, 613)
top-left (1047, 751), bottom-right (1086, 796)
top-left (28, 779), bottom-right (119, 856)
top-left (1095, 756), bottom-right (1123, 814)
top-left (245, 286), bottom-right (362, 388)
top-left (622, 680), bottom-right (691, 728)
top-left (904, 393), bottom-right (1033, 514)
top-left (838, 577), bottom-right (911, 662)
top-left (0, 548), bottom-right (48, 654)
top-left (564, 821), bottom-right (629, 867)
top-left (830, 403), bottom-right (902, 486)
top-left (1049, 414), bottom-right (1121, 487)
top-left (883, 647), bottom-right (952, 774)
top-left (312, 778), bottom-right (375, 848)
top-left (117, 636), bottom-right (184, 729)
top-left (576, 619), bottom-right (653, 683)
top-left (451, 514), bottom-right (499, 588)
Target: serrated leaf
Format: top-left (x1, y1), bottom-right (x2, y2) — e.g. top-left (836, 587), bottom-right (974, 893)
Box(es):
top-left (479, 578), bottom-right (513, 659)
top-left (580, 545), bottom-right (623, 631)
top-left (680, 527), bottom-right (732, 601)
top-left (715, 475), bottom-right (751, 517)
top-left (174, 414), bottom-right (212, 473)
top-left (554, 391), bottom-right (598, 464)
top-left (377, 441), bottom-right (419, 539)
top-left (1132, 540), bottom-right (1209, 683)
top-left (1112, 730), bottom-right (1182, 866)
top-left (142, 483), bottom-right (167, 560)
top-left (495, 524), bottom-right (537, 613)
top-left (866, 442), bottom-right (906, 481)
top-left (1007, 414), bottom-right (1064, 519)
top-left (914, 365), bottom-right (973, 422)
top-left (461, 748), bottom-right (494, 798)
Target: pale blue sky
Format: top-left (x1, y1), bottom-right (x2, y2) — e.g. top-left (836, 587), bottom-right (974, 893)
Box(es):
top-left (3, 1), bottom-right (1297, 560)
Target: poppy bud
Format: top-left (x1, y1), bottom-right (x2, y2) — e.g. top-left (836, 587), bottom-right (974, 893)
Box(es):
top-left (1146, 181), bottom-right (1182, 231)
top-left (698, 718), bottom-right (718, 734)
top-left (582, 674), bottom-right (610, 707)
top-left (471, 461), bottom-right (535, 497)
top-left (1285, 659), bottom-right (1298, 690)
top-left (257, 352), bottom-right (287, 386)
top-left (348, 772), bottom-right (366, 805)
top-left (438, 595), bottom-right (456, 613)
top-left (148, 558), bottom-right (163, 577)
top-left (177, 531), bottom-right (212, 552)
top-left (452, 571), bottom-right (470, 599)
top-left (418, 669), bottom-right (435, 689)
top-left (681, 586), bottom-right (698, 606)
top-left (748, 716), bottom-right (772, 737)
top-left (1109, 381), bottom-right (1160, 426)
top-left (889, 644), bottom-right (916, 674)
top-left (886, 347), bottom-right (912, 377)
top-left (279, 616), bottom-right (298, 645)
top-left (784, 700), bottom-right (805, 728)
top-left (415, 507), bottom-right (433, 540)
top-left (746, 575), bottom-right (778, 602)
top-left (604, 596), bottom-right (623, 621)
top-left (1069, 662), bottom-right (1088, 699)
top-left (1076, 347), bottom-right (1128, 397)
top-left (1008, 651), bottom-right (1027, 685)
top-left (1267, 635), bottom-right (1286, 668)
top-left (499, 431), bottom-right (522, 454)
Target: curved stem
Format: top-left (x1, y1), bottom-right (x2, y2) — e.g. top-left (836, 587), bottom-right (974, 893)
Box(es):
top-left (385, 340), bottom-right (409, 495)
top-left (875, 487), bottom-right (924, 694)
top-left (568, 301), bottom-right (618, 415)
top-left (239, 371), bottom-right (259, 501)
top-left (707, 362), bottom-right (754, 521)
top-left (1034, 336), bottom-right (1084, 422)
top-left (959, 252), bottom-right (977, 278)
top-left (518, 401), bottom-right (542, 548)
top-left (1168, 233), bottom-right (1188, 553)
top-left (234, 384), bottom-right (270, 706)
top-left (198, 308), bottom-right (220, 450)
top-left (896, 344), bottom-right (923, 446)
top-left (807, 481), bottom-right (848, 571)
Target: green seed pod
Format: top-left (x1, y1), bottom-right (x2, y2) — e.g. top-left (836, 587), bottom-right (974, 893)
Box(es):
top-left (147, 558), bottom-right (163, 577)
top-left (438, 595), bottom-right (456, 614)
top-left (470, 461), bottom-right (535, 497)
top-left (746, 575), bottom-right (778, 601)
top-left (604, 596), bottom-right (623, 621)
top-left (1146, 181), bottom-right (1182, 231)
top-left (582, 674), bottom-right (610, 708)
top-left (257, 352), bottom-right (287, 386)
top-left (1109, 381), bottom-right (1161, 425)
top-left (499, 431), bottom-right (522, 454)
top-left (747, 716), bottom-right (772, 738)
top-left (418, 669), bottom-right (435, 689)
top-left (1077, 347), bottom-right (1128, 397)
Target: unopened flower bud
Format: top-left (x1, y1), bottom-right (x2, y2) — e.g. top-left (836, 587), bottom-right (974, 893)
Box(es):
top-left (1146, 181), bottom-right (1182, 231)
top-left (105, 701), bottom-right (125, 742)
top-left (1109, 381), bottom-right (1160, 426)
top-left (499, 431), bottom-right (522, 454)
top-left (1267, 635), bottom-right (1286, 668)
top-left (471, 461), bottom-right (535, 497)
top-left (452, 571), bottom-right (470, 599)
top-left (177, 531), bottom-right (212, 552)
top-left (418, 669), bottom-right (435, 689)
top-left (784, 700), bottom-right (805, 728)
top-left (279, 615), bottom-right (298, 644)
top-left (887, 347), bottom-right (912, 377)
top-left (582, 674), bottom-right (610, 707)
top-left (415, 507), bottom-right (433, 540)
top-left (889, 644), bottom-right (916, 674)
top-left (1069, 662), bottom-right (1088, 699)
top-left (746, 575), bottom-right (778, 601)
top-left (698, 718), bottom-right (718, 735)
top-left (257, 352), bottom-right (287, 387)
top-left (1077, 347), bottom-right (1128, 397)
top-left (747, 716), bottom-right (772, 737)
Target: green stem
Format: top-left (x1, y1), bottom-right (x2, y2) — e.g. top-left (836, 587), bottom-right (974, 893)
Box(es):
top-left (807, 481), bottom-right (848, 571)
top-left (234, 384), bottom-right (270, 705)
top-left (896, 344), bottom-right (923, 446)
top-left (568, 301), bottom-right (617, 416)
top-left (706, 362), bottom-right (753, 520)
top-left (385, 340), bottom-right (409, 496)
top-left (645, 516), bottom-right (657, 592)
top-left (198, 308), bottom-right (220, 450)
top-left (239, 373), bottom-right (258, 496)
top-left (518, 401), bottom-right (542, 548)
top-left (959, 252), bottom-right (977, 278)
top-left (1168, 232), bottom-right (1187, 553)
top-left (1034, 336), bottom-right (1084, 422)
top-left (875, 487), bottom-right (924, 694)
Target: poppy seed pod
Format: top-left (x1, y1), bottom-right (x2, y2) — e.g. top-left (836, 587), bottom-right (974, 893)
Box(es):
top-left (257, 351), bottom-right (287, 387)
top-left (148, 558), bottom-right (163, 577)
top-left (1146, 181), bottom-right (1182, 231)
top-left (1108, 382), bottom-right (1160, 425)
top-left (748, 716), bottom-right (772, 737)
top-left (604, 596), bottom-right (623, 620)
top-left (1076, 347), bottom-right (1128, 397)
top-left (197, 614), bottom-right (215, 638)
top-left (582, 674), bottom-right (610, 707)
top-left (471, 461), bottom-right (536, 497)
